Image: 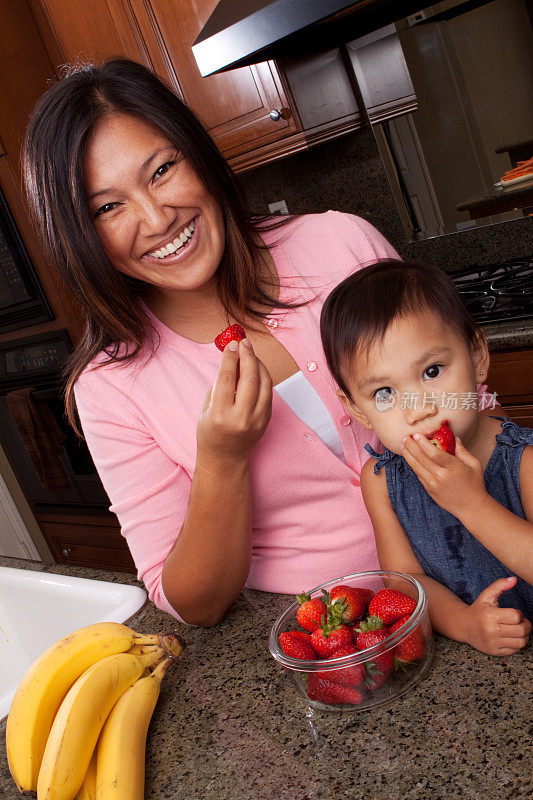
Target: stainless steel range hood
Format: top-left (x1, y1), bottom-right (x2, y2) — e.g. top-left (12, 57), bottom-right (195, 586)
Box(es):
top-left (192, 0), bottom-right (428, 77)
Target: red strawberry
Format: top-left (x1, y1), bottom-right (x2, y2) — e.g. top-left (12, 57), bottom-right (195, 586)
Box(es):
top-left (316, 644), bottom-right (365, 687)
top-left (389, 615), bottom-right (426, 667)
top-left (364, 653), bottom-right (394, 691)
top-left (367, 589), bottom-right (416, 626)
top-left (353, 615), bottom-right (390, 650)
top-left (324, 585), bottom-right (374, 623)
top-left (214, 323), bottom-right (246, 352)
top-left (311, 620), bottom-right (352, 658)
top-left (296, 592), bottom-right (328, 633)
top-left (428, 420), bottom-right (455, 455)
top-left (279, 631), bottom-right (317, 660)
top-left (307, 673), bottom-right (363, 705)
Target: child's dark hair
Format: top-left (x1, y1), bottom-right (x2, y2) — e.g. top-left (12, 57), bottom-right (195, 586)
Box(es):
top-left (320, 259), bottom-right (481, 400)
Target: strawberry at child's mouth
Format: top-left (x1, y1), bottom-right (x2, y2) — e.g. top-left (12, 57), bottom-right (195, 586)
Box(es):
top-left (427, 420), bottom-right (456, 454)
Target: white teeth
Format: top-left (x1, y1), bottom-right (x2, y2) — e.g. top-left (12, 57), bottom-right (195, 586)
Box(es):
top-left (147, 219), bottom-right (196, 259)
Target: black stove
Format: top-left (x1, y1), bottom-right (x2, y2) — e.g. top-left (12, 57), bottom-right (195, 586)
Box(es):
top-left (451, 255), bottom-right (533, 326)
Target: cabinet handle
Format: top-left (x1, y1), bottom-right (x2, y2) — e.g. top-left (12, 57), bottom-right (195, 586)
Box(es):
top-left (269, 109), bottom-right (282, 121)
top-left (62, 547), bottom-right (71, 558)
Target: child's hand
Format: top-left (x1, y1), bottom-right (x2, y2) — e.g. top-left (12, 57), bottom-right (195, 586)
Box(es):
top-left (461, 577), bottom-right (531, 655)
top-left (401, 432), bottom-right (486, 521)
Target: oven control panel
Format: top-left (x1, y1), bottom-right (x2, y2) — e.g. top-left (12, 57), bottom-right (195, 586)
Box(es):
top-left (3, 340), bottom-right (69, 374)
top-left (0, 330), bottom-right (71, 390)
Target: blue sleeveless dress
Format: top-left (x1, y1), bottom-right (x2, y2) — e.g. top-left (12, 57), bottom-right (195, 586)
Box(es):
top-left (365, 417), bottom-right (533, 617)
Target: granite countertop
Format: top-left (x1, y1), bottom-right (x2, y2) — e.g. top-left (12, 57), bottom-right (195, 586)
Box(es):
top-left (482, 319), bottom-right (532, 353)
top-left (1, 557), bottom-right (531, 800)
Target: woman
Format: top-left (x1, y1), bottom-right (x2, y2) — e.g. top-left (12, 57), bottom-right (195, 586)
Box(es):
top-left (23, 58), bottom-right (407, 625)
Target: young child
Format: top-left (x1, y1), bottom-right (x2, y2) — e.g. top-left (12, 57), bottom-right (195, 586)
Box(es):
top-left (320, 258), bottom-right (532, 656)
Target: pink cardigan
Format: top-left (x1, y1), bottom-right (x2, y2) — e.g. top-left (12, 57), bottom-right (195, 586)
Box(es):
top-left (75, 212), bottom-right (400, 620)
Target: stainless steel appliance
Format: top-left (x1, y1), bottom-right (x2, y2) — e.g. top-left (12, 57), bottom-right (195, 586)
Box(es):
top-left (452, 256), bottom-right (533, 325)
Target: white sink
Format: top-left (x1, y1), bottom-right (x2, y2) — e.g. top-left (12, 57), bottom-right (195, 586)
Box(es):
top-left (0, 566), bottom-right (147, 720)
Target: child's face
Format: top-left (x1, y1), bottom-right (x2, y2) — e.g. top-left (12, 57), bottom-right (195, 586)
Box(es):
top-left (339, 309), bottom-right (490, 454)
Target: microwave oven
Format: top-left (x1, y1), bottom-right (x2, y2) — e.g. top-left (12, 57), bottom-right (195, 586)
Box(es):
top-left (0, 186), bottom-right (53, 334)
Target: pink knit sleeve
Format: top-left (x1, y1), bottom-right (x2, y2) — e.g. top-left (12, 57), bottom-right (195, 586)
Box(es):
top-left (332, 211), bottom-right (401, 263)
top-left (74, 368), bottom-right (189, 622)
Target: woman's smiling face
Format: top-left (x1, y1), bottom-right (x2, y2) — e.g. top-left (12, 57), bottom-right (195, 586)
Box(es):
top-left (83, 112), bottom-right (225, 296)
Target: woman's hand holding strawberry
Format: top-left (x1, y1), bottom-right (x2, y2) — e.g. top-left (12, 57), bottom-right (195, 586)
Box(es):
top-left (459, 577), bottom-right (531, 656)
top-left (400, 432), bottom-right (487, 522)
top-left (197, 337), bottom-right (272, 468)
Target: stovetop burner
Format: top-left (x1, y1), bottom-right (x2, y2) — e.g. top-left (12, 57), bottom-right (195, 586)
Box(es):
top-left (451, 255), bottom-right (533, 325)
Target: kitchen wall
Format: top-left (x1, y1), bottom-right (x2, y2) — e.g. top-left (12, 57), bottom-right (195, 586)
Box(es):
top-left (237, 124), bottom-right (533, 273)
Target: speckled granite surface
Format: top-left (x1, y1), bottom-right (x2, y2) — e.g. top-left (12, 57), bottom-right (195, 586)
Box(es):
top-left (483, 320), bottom-right (533, 353)
top-left (1, 556), bottom-right (531, 800)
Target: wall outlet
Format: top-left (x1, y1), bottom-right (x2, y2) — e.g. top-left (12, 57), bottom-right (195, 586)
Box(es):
top-left (268, 200), bottom-right (289, 215)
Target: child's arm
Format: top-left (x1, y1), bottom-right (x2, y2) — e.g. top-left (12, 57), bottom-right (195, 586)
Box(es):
top-left (400, 436), bottom-right (533, 585)
top-left (360, 458), bottom-right (531, 655)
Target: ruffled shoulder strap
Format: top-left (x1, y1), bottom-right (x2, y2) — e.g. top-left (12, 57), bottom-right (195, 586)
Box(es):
top-left (364, 443), bottom-right (400, 475)
top-left (492, 416), bottom-right (533, 448)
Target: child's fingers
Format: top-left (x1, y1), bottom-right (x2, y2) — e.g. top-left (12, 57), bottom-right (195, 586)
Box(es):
top-left (400, 439), bottom-right (433, 483)
top-left (495, 632), bottom-right (530, 651)
top-left (496, 605), bottom-right (524, 627)
top-left (401, 436), bottom-right (442, 479)
top-left (454, 436), bottom-right (480, 467)
top-left (495, 644), bottom-right (526, 656)
top-left (497, 625), bottom-right (530, 649)
top-left (476, 576), bottom-right (517, 606)
top-left (410, 433), bottom-right (452, 465)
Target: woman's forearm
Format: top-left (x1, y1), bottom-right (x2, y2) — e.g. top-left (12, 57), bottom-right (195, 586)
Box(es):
top-left (161, 452), bottom-right (253, 626)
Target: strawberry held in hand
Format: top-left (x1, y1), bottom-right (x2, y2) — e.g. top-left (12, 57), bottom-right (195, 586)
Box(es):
top-left (214, 323), bottom-right (246, 352)
top-left (296, 592), bottom-right (328, 632)
top-left (428, 420), bottom-right (455, 455)
top-left (367, 588), bottom-right (416, 626)
top-left (325, 585), bottom-right (374, 623)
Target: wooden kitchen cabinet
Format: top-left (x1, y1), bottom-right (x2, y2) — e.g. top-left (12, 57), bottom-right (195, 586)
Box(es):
top-left (28, 0), bottom-right (364, 172)
top-left (36, 510), bottom-right (136, 573)
top-left (29, 0), bottom-right (298, 165)
top-left (487, 348), bottom-right (533, 428)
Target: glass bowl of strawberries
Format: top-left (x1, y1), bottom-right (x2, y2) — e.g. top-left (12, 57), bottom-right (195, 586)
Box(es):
top-left (269, 570), bottom-right (434, 712)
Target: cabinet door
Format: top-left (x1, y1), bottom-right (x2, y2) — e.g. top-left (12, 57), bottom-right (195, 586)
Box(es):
top-left (37, 512), bottom-right (137, 573)
top-left (130, 0), bottom-right (298, 159)
top-left (31, 0), bottom-right (144, 65)
top-left (487, 349), bottom-right (533, 427)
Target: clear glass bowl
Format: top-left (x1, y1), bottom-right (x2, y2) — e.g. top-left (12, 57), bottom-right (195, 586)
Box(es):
top-left (269, 570), bottom-right (434, 712)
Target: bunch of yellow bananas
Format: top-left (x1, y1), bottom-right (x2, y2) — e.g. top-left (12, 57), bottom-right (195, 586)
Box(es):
top-left (5, 621), bottom-right (184, 800)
